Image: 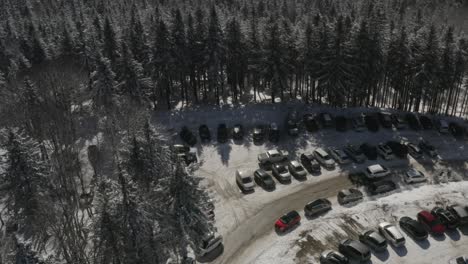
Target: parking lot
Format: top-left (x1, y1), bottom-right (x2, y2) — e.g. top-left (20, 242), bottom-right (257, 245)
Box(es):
top-left (156, 104), bottom-right (468, 263)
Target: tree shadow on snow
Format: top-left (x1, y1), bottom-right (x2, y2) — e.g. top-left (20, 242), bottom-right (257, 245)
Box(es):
top-left (216, 142), bottom-right (232, 166)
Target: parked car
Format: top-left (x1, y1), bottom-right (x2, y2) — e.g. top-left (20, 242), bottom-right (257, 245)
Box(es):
top-left (344, 144), bottom-right (366, 163)
top-left (434, 118), bottom-right (449, 134)
top-left (275, 210), bottom-right (301, 232)
top-left (253, 124), bottom-right (265, 143)
top-left (197, 232), bottom-right (223, 257)
top-left (304, 198), bottom-right (332, 217)
top-left (368, 180), bottom-right (396, 195)
top-left (378, 112), bottom-right (392, 128)
top-left (419, 115), bottom-right (433, 130)
top-left (417, 210), bottom-right (446, 235)
top-left (386, 141), bottom-right (408, 158)
top-left (352, 114), bottom-right (367, 132)
top-left (286, 110), bottom-right (300, 136)
top-left (254, 169), bottom-right (275, 191)
top-left (449, 256), bottom-right (468, 264)
top-left (406, 113), bottom-right (422, 130)
top-left (447, 204), bottom-right (468, 226)
top-left (366, 164), bottom-right (391, 179)
top-left (335, 116), bottom-right (348, 132)
top-left (377, 143), bottom-right (394, 160)
top-left (173, 144), bottom-right (198, 165)
top-left (232, 124), bottom-right (244, 140)
top-left (378, 222), bottom-right (406, 247)
top-left (320, 112), bottom-right (334, 127)
top-left (449, 122), bottom-right (465, 138)
top-left (406, 142), bottom-right (423, 159)
top-left (404, 168), bottom-right (427, 184)
top-left (217, 123), bottom-right (229, 143)
top-left (359, 230), bottom-right (388, 252)
top-left (303, 114), bottom-right (319, 132)
top-left (391, 114), bottom-right (407, 129)
top-left (288, 160), bottom-right (307, 180)
top-left (180, 126), bottom-right (197, 146)
top-left (365, 114), bottom-right (380, 132)
top-left (329, 148), bottom-right (351, 165)
top-left (360, 143), bottom-right (378, 160)
top-left (320, 250), bottom-right (349, 264)
top-left (300, 153), bottom-right (321, 173)
top-left (199, 124), bottom-right (211, 142)
top-left (399, 216), bottom-right (428, 240)
top-left (272, 164), bottom-right (291, 183)
top-left (431, 207), bottom-right (459, 229)
top-left (258, 149), bottom-right (288, 167)
top-left (337, 188), bottom-right (363, 205)
top-left (314, 148), bottom-right (336, 169)
top-left (268, 122), bottom-right (280, 143)
top-left (338, 239), bottom-right (371, 262)
top-left (235, 169), bottom-right (255, 192)
top-left (419, 139), bottom-right (437, 157)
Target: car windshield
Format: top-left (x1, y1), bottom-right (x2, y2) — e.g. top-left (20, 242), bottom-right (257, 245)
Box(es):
top-left (242, 177), bottom-right (252, 183)
top-left (295, 165), bottom-right (304, 171)
top-left (277, 166), bottom-right (287, 173)
top-left (430, 218), bottom-right (442, 227)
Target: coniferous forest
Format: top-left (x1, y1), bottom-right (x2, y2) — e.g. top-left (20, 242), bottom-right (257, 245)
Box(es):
top-left (0, 0), bottom-right (468, 263)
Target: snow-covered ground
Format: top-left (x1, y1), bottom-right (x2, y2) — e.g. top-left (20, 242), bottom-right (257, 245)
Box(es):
top-left (153, 104), bottom-right (468, 264)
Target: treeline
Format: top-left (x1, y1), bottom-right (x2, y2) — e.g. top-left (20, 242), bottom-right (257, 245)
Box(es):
top-left (0, 0), bottom-right (468, 115)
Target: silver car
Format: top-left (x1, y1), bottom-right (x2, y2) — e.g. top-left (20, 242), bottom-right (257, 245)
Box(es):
top-left (337, 188), bottom-right (363, 205)
top-left (378, 222), bottom-right (405, 247)
top-left (197, 232), bottom-right (223, 256)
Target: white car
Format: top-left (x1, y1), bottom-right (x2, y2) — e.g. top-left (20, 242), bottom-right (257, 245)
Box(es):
top-left (405, 168), bottom-right (427, 183)
top-left (197, 232), bottom-right (223, 256)
top-left (378, 222), bottom-right (405, 247)
top-left (329, 148), bottom-right (351, 165)
top-left (288, 160), bottom-right (307, 179)
top-left (366, 164), bottom-right (390, 179)
top-left (235, 170), bottom-right (255, 192)
top-left (314, 148), bottom-right (336, 169)
top-left (272, 164), bottom-right (291, 183)
top-left (377, 143), bottom-right (394, 160)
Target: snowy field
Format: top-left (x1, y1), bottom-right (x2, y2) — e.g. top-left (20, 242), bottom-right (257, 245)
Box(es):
top-left (154, 104), bottom-right (468, 264)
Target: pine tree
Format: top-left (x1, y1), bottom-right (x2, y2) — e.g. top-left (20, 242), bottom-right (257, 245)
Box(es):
top-left (102, 17), bottom-right (120, 67)
top-left (225, 18), bottom-right (246, 102)
top-left (128, 6), bottom-right (148, 65)
top-left (152, 19), bottom-right (172, 109)
top-left (171, 9), bottom-right (188, 104)
top-left (206, 6), bottom-right (225, 105)
top-left (90, 54), bottom-right (117, 112)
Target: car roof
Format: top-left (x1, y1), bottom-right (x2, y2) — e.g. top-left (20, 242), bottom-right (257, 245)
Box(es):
top-left (368, 164), bottom-right (385, 173)
top-left (315, 148), bottom-right (328, 156)
top-left (290, 160), bottom-right (301, 167)
top-left (348, 240), bottom-right (369, 253)
top-left (268, 149), bottom-right (280, 155)
top-left (419, 210), bottom-right (435, 220)
top-left (236, 170), bottom-right (250, 178)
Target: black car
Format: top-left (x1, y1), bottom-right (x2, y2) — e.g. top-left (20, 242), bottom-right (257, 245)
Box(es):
top-left (360, 143), bottom-right (378, 160)
top-left (335, 116), bottom-right (348, 132)
top-left (253, 125), bottom-right (265, 143)
top-left (431, 207), bottom-right (459, 229)
top-left (419, 140), bottom-right (437, 157)
top-left (344, 144), bottom-right (366, 163)
top-left (368, 180), bottom-right (396, 195)
top-left (338, 239), bottom-right (371, 262)
top-left (364, 114), bottom-right (380, 132)
top-left (268, 123), bottom-right (280, 143)
top-left (386, 141), bottom-right (408, 158)
top-left (286, 110), bottom-right (300, 136)
top-left (304, 198), bottom-right (332, 218)
top-left (419, 115), bottom-right (433, 130)
top-left (232, 124), bottom-right (244, 140)
top-left (447, 205), bottom-right (468, 226)
top-left (199, 124), bottom-right (211, 142)
top-left (406, 113), bottom-right (422, 130)
top-left (303, 114), bottom-right (319, 132)
top-left (378, 112), bottom-right (392, 128)
top-left (217, 123), bottom-right (229, 143)
top-left (319, 112), bottom-right (334, 128)
top-left (254, 169), bottom-right (275, 191)
top-left (173, 144), bottom-right (198, 165)
top-left (180, 126), bottom-right (197, 146)
top-left (300, 153), bottom-right (321, 173)
top-left (449, 122), bottom-right (465, 138)
top-left (391, 114), bottom-right (407, 129)
top-left (320, 250), bottom-right (349, 264)
top-left (399, 216), bottom-right (428, 240)
top-left (359, 230), bottom-right (388, 252)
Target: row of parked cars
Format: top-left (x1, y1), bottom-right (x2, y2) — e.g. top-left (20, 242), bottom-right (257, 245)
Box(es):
top-left (178, 110), bottom-right (468, 148)
top-left (275, 203), bottom-right (468, 264)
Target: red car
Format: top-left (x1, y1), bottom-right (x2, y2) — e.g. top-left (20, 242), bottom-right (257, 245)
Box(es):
top-left (417, 210), bottom-right (446, 234)
top-left (275, 210), bottom-right (301, 232)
